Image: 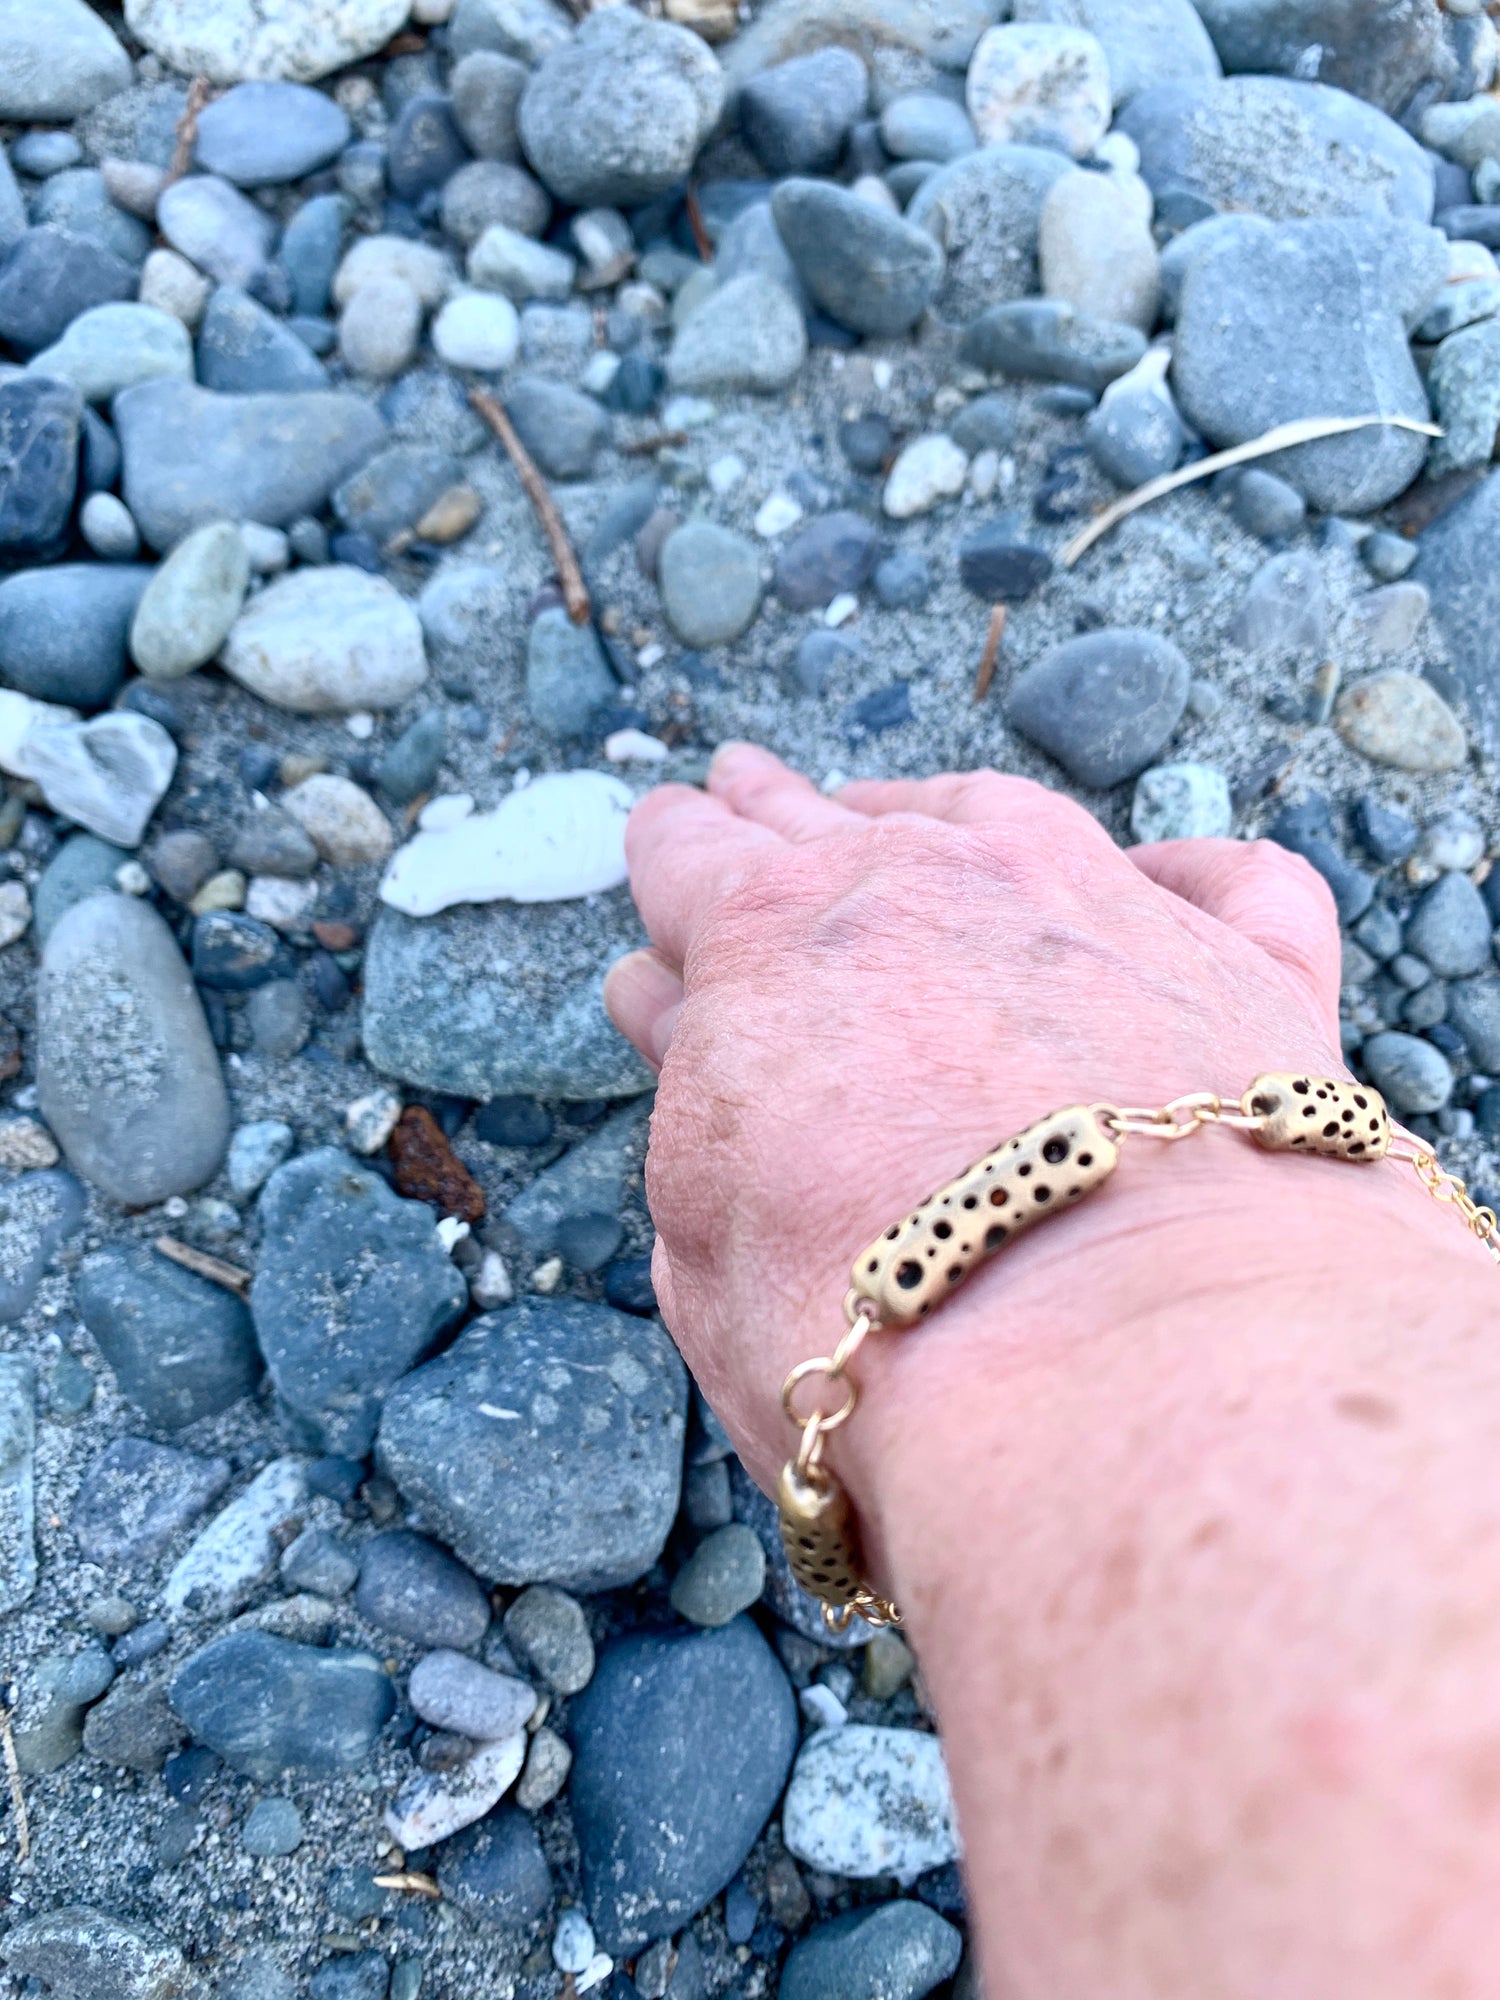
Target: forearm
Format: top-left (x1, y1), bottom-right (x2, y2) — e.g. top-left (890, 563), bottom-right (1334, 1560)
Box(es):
top-left (846, 1154), bottom-right (1500, 2000)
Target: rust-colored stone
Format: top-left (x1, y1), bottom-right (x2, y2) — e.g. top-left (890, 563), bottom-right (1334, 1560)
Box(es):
top-left (388, 1106), bottom-right (485, 1224)
top-left (312, 920), bottom-right (360, 952)
top-left (0, 1012), bottom-right (19, 1082)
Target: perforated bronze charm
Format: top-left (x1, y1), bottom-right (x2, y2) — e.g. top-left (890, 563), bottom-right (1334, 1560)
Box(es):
top-left (851, 1104), bottom-right (1121, 1326)
top-left (1245, 1073), bottom-right (1390, 1161)
top-left (777, 1462), bottom-right (867, 1610)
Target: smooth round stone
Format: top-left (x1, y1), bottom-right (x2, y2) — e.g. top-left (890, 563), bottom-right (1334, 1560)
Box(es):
top-left (1418, 810), bottom-right (1485, 873)
top-left (569, 1619), bottom-right (797, 1952)
top-left (1130, 761), bottom-right (1232, 842)
top-left (518, 8), bottom-right (725, 207)
top-left (1348, 580), bottom-right (1429, 656)
top-left (772, 178), bottom-right (944, 337)
top-left (333, 234), bottom-right (456, 311)
top-left (659, 521), bottom-right (762, 646)
top-left (281, 774), bottom-right (391, 866)
top-left (122, 0), bottom-right (410, 86)
top-left (339, 273), bottom-right (422, 379)
top-left (451, 49), bottom-right (527, 159)
top-left (221, 566), bottom-right (427, 713)
top-left (0, 563), bottom-right (150, 707)
top-left (432, 289), bottom-right (521, 370)
top-left (378, 708), bottom-right (447, 805)
top-left (1085, 380), bottom-right (1183, 486)
top-left (1360, 1030), bottom-right (1454, 1114)
top-left (781, 1903), bottom-right (961, 2000)
top-left (1363, 530), bottom-right (1418, 582)
top-left (244, 979), bottom-right (309, 1058)
top-left (409, 1650), bottom-right (537, 1739)
top-left (279, 192), bottom-right (344, 318)
top-left (1006, 627), bottom-right (1191, 788)
top-left (441, 159), bottom-right (550, 246)
top-left (1334, 671), bottom-right (1467, 773)
top-left (0, 229), bottom-right (133, 356)
top-left (554, 1210), bottom-right (623, 1272)
top-left (388, 90), bottom-right (468, 202)
top-left (504, 374), bottom-right (609, 480)
top-left (437, 1808), bottom-right (554, 1929)
top-left (0, 1913), bottom-right (193, 2000)
top-left (1229, 550), bottom-right (1328, 655)
top-left (666, 272), bottom-right (807, 394)
top-left (502, 1585), bottom-right (594, 1694)
top-left (31, 834), bottom-right (127, 948)
top-left (739, 46), bottom-right (868, 176)
top-left (242, 1797), bottom-right (303, 1857)
top-left (195, 80), bottom-right (350, 184)
top-left (79, 493), bottom-right (140, 562)
top-left (873, 550), bottom-right (932, 609)
top-left (355, 1530), bottom-right (492, 1652)
top-left (773, 512), bottom-right (880, 610)
top-left (668, 1523), bottom-right (766, 1628)
top-left (26, 303), bottom-right (193, 405)
top-left (1038, 170), bottom-right (1160, 332)
top-left (37, 891), bottom-right (230, 1204)
top-left (967, 23), bottom-right (1110, 156)
top-left (31, 166), bottom-right (149, 266)
top-left (1448, 977), bottom-right (1500, 1069)
top-left (883, 434), bottom-right (969, 519)
top-left (171, 1630), bottom-right (393, 1783)
top-left (0, 0), bottom-right (129, 119)
top-left (197, 285), bottom-right (330, 395)
top-left (1427, 317), bottom-right (1500, 476)
top-left (526, 606), bottom-right (617, 738)
top-left (958, 522), bottom-right (1053, 601)
top-left (138, 248), bottom-right (212, 328)
top-left (468, 221), bottom-right (575, 300)
top-left (880, 91), bottom-right (975, 163)
top-left (783, 1724), bottom-right (958, 1880)
top-left (1404, 871), bottom-right (1493, 978)
top-left (157, 174), bottom-right (274, 288)
top-left (959, 295), bottom-right (1146, 391)
top-left (227, 1118), bottom-right (294, 1197)
top-left (130, 520), bottom-right (251, 681)
top-left (1230, 468), bottom-right (1307, 541)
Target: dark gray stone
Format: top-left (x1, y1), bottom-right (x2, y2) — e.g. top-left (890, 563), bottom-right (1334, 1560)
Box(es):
top-left (0, 563), bottom-right (149, 708)
top-left (772, 179), bottom-right (943, 337)
top-left (1448, 977), bottom-right (1500, 1068)
top-left (333, 443), bottom-right (463, 543)
top-left (947, 392), bottom-right (1017, 455)
top-left (75, 1245), bottom-right (260, 1432)
top-left (243, 1796), bottom-right (303, 1856)
top-left (377, 1298), bottom-right (687, 1591)
top-left (1085, 386), bottom-right (1184, 488)
top-left (1360, 1028), bottom-right (1453, 1112)
top-left (310, 1955), bottom-right (390, 2000)
top-left (1413, 470), bottom-right (1500, 756)
top-left (0, 374), bottom-right (82, 564)
top-left (437, 1807), bottom-right (554, 1927)
top-left (280, 1525), bottom-right (359, 1597)
top-left (1190, 0), bottom-right (1453, 118)
top-left (570, 1619), bottom-right (797, 1953)
top-left (0, 1907), bottom-right (193, 2000)
top-left (280, 193), bottom-right (346, 317)
top-left (192, 910), bottom-right (293, 989)
top-left (739, 48), bottom-right (868, 176)
top-left (526, 607), bottom-right (618, 738)
top-left (959, 299), bottom-right (1146, 394)
top-left (196, 82), bottom-right (351, 186)
top-left (504, 375), bottom-right (610, 480)
top-left (171, 1631), bottom-right (394, 1782)
top-left (958, 522), bottom-right (1053, 601)
top-left (198, 285), bottom-right (330, 394)
top-left (0, 227), bottom-right (134, 353)
top-left (250, 1148), bottom-right (468, 1457)
top-left (873, 550), bottom-right (933, 609)
top-left (773, 512), bottom-right (881, 610)
top-left (906, 144), bottom-right (1075, 323)
top-left (71, 1438), bottom-right (230, 1567)
top-left (82, 1675), bottom-right (186, 1772)
top-left (354, 1529), bottom-right (491, 1650)
top-left (780, 1902), bottom-right (963, 2000)
top-left (0, 1169), bottom-right (85, 1323)
top-left (1006, 628), bottom-right (1191, 788)
top-left (378, 709), bottom-right (448, 804)
top-left (1404, 870), bottom-right (1493, 977)
top-left (1230, 468), bottom-right (1307, 540)
top-left (389, 93), bottom-right (470, 201)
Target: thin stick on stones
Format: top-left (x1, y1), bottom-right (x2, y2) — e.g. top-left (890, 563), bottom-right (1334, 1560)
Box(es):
top-left (373, 1872), bottom-right (442, 1898)
top-left (618, 430), bottom-right (690, 457)
top-left (153, 1236), bottom-right (252, 1300)
top-left (469, 388), bottom-right (592, 626)
top-left (684, 185), bottom-right (713, 262)
top-left (1, 1709), bottom-right (30, 1862)
top-left (1060, 413), bottom-right (1443, 567)
top-left (166, 76), bottom-right (213, 185)
top-left (973, 603), bottom-right (1006, 704)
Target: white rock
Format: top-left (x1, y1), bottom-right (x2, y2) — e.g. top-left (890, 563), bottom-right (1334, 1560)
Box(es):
top-left (344, 710), bottom-right (375, 740)
top-left (79, 493), bottom-right (140, 562)
top-left (782, 1724), bottom-right (959, 1883)
top-left (824, 593), bottom-right (858, 627)
top-left (333, 235), bottom-right (456, 310)
top-left (754, 492), bottom-right (803, 537)
top-left (882, 434), bottom-right (969, 519)
top-left (1449, 239), bottom-right (1500, 284)
top-left (967, 447), bottom-right (1000, 500)
top-left (0, 1115), bottom-right (58, 1169)
top-left (157, 174), bottom-right (276, 287)
top-left (245, 874), bottom-right (318, 930)
top-left (239, 522), bottom-right (290, 575)
top-left (435, 1215), bottom-right (469, 1254)
top-left (576, 1956), bottom-right (614, 1996)
top-left (469, 223), bottom-right (577, 301)
top-left (12, 711), bottom-right (177, 848)
top-left (581, 351), bottom-right (621, 398)
top-left (123, 0), bottom-right (410, 83)
top-left (471, 1248), bottom-right (513, 1309)
top-left (163, 1457), bottom-right (307, 1617)
top-left (281, 774), bottom-right (393, 866)
top-left (0, 880), bottom-right (29, 949)
top-left (115, 860), bottom-right (151, 895)
top-left (345, 1087), bottom-right (402, 1154)
top-left (432, 289), bottom-right (521, 370)
top-left (384, 1731), bottom-right (526, 1847)
top-left (553, 1908), bottom-right (597, 1975)
top-left (1130, 761), bottom-right (1233, 842)
top-left (27, 303), bottom-right (193, 403)
top-left (799, 1683), bottom-right (849, 1731)
top-left (851, 173), bottom-right (899, 212)
top-left (708, 452), bottom-right (747, 494)
top-left (604, 728), bottom-right (668, 763)
top-left (1038, 169), bottom-right (1160, 331)
top-left (104, 158), bottom-right (169, 220)
top-left (380, 770), bottom-right (631, 915)
top-left (138, 247), bottom-right (211, 328)
top-left (966, 23), bottom-right (1111, 158)
top-left (418, 792), bottom-right (475, 831)
top-left (339, 276), bottom-right (422, 380)
top-left (221, 567), bottom-right (428, 714)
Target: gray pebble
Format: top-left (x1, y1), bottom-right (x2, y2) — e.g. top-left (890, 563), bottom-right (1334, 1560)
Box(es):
top-left (505, 374), bottom-right (610, 480)
top-left (1006, 627), bottom-right (1191, 788)
top-left (1404, 871), bottom-right (1494, 978)
top-left (70, 1436), bottom-right (230, 1566)
top-left (1230, 550), bottom-right (1328, 654)
top-left (669, 1523), bottom-right (767, 1627)
top-left (451, 50), bottom-right (527, 160)
top-left (1230, 468), bottom-right (1307, 541)
top-left (660, 520), bottom-right (762, 646)
top-left (1360, 1029), bottom-right (1454, 1113)
top-left (740, 48), bottom-right (869, 176)
top-left (527, 606), bottom-right (618, 738)
top-left (959, 296), bottom-right (1146, 392)
top-left (503, 1584), bottom-right (595, 1694)
top-left (242, 1797), bottom-right (303, 1857)
top-left (280, 1525), bottom-right (359, 1598)
top-left (356, 1531), bottom-right (492, 1650)
top-left (195, 82), bottom-right (351, 187)
top-left (773, 178), bottom-right (944, 337)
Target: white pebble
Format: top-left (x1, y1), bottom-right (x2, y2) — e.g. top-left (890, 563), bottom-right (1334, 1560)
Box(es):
top-left (138, 247), bottom-right (211, 328)
top-left (432, 288), bottom-right (521, 372)
top-left (882, 433), bottom-right (969, 519)
top-left (344, 711), bottom-right (375, 740)
top-left (239, 522), bottom-right (290, 575)
top-left (581, 351), bottom-right (621, 397)
top-left (112, 861), bottom-right (151, 896)
top-left (635, 641), bottom-right (666, 669)
top-left (661, 394), bottom-right (715, 430)
top-left (436, 1216), bottom-right (470, 1253)
top-left (553, 1908), bottom-right (597, 1975)
top-left (345, 1088), bottom-right (402, 1155)
top-left (824, 593), bottom-right (858, 628)
top-left (871, 359), bottom-right (894, 391)
top-left (380, 770), bottom-right (630, 916)
top-left (418, 793), bottom-right (475, 832)
top-left (967, 447), bottom-right (1000, 500)
top-left (577, 1956), bottom-right (614, 1996)
top-left (471, 1248), bottom-right (513, 1309)
top-left (604, 728), bottom-right (669, 763)
top-left (754, 492), bottom-right (803, 538)
top-left (80, 492), bottom-right (140, 561)
top-left (707, 452), bottom-right (747, 494)
top-left (532, 1255), bottom-right (564, 1294)
top-left (799, 1683), bottom-right (849, 1731)
top-left (245, 875), bottom-right (318, 932)
top-left (0, 1115), bottom-right (59, 1170)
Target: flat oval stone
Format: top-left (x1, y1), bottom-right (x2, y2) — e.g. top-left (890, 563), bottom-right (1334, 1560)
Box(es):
top-left (783, 1724), bottom-right (958, 1882)
top-left (194, 80), bottom-right (351, 185)
top-left (221, 566), bottom-right (427, 713)
top-left (1334, 670), bottom-right (1466, 772)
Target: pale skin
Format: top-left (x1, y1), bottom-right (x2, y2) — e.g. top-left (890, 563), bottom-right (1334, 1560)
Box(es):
top-left (603, 742), bottom-right (1500, 2000)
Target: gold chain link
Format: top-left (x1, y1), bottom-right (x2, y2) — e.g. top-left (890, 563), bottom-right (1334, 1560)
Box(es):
top-left (1389, 1134), bottom-right (1500, 1264)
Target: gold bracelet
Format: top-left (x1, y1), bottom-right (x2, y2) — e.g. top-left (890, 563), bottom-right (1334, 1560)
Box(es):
top-left (776, 1072), bottom-right (1500, 1633)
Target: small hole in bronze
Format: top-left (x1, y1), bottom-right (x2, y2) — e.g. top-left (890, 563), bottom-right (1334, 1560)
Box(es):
top-left (984, 1224), bottom-right (1006, 1250)
top-left (1042, 1135), bottom-right (1069, 1164)
top-left (933, 1220), bottom-right (953, 1240)
top-left (1034, 1185), bottom-right (1051, 1203)
top-left (1018, 1162), bottom-right (1032, 1177)
top-left (895, 1261), bottom-right (922, 1290)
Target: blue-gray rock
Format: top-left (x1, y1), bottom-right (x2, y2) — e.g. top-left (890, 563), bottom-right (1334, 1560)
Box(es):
top-left (333, 442), bottom-right (460, 544)
top-left (0, 227), bottom-right (134, 352)
top-left (526, 606), bottom-right (618, 738)
top-left (0, 1908), bottom-right (192, 2000)
top-left (382, 367), bottom-right (488, 455)
top-left (1414, 470), bottom-right (1500, 756)
top-left (441, 157), bottom-right (550, 244)
top-left (781, 1902), bottom-right (963, 2000)
top-left (378, 708), bottom-right (448, 804)
top-left (115, 379), bottom-right (386, 550)
top-left (504, 1099), bottom-right (647, 1255)
top-left (1158, 213), bottom-right (1272, 324)
top-left (773, 511), bottom-right (880, 610)
top-left (192, 910), bottom-right (293, 989)
top-left (1189, 0), bottom-right (1453, 118)
top-left (1448, 977), bottom-right (1500, 1068)
top-left (437, 1808), bottom-right (554, 1928)
top-left (196, 82), bottom-right (352, 186)
top-left (1404, 870), bottom-right (1493, 977)
top-left (1426, 317), bottom-right (1500, 477)
top-left (157, 174), bottom-right (275, 288)
top-left (11, 132), bottom-right (80, 177)
top-left (772, 179), bottom-right (943, 337)
top-left (665, 272), bottom-right (807, 396)
top-left (790, 628), bottom-right (861, 695)
top-left (362, 892), bottom-right (655, 1101)
top-left (310, 1956), bottom-right (389, 2000)
top-left (355, 1529), bottom-right (491, 1649)
top-left (0, 1171), bottom-right (81, 1324)
top-left (1230, 468), bottom-right (1307, 540)
top-left (739, 48), bottom-right (868, 176)
top-left (660, 521), bottom-right (763, 648)
top-left (0, 375), bottom-right (82, 563)
top-left (1172, 216), bottom-right (1442, 513)
top-left (1360, 1029), bottom-right (1453, 1112)
top-left (70, 1437), bottom-right (230, 1567)
top-left (1006, 628), bottom-right (1191, 788)
top-left (38, 894), bottom-right (231, 1206)
top-left (504, 375), bottom-right (610, 480)
top-left (569, 1619), bottom-right (797, 1953)
top-left (958, 521), bottom-right (1053, 601)
top-left (947, 392), bottom-right (1016, 455)
top-left (714, 199), bottom-right (808, 311)
top-left (1230, 551), bottom-right (1328, 653)
top-left (75, 1245), bottom-right (260, 1431)
top-left (243, 1797), bottom-right (303, 1856)
top-left (1265, 801), bottom-right (1375, 923)
top-left (31, 835), bottom-right (128, 948)
top-left (1013, 0), bottom-right (1220, 103)
top-left (1085, 382), bottom-right (1184, 487)
top-left (1436, 203), bottom-right (1500, 247)
top-left (33, 168), bottom-right (152, 266)
top-left (281, 1524), bottom-right (359, 1597)
top-left (881, 91), bottom-right (975, 163)
top-left (171, 1631), bottom-right (395, 1783)
top-left (197, 285), bottom-right (330, 394)
top-left (873, 550), bottom-right (933, 609)
top-left (1117, 76), bottom-right (1435, 223)
top-left (959, 298), bottom-right (1146, 393)
top-left (452, 47), bottom-right (528, 158)
top-left (0, 564), bottom-right (150, 708)
top-left (389, 91), bottom-right (470, 202)
top-left (906, 144), bottom-right (1076, 323)
top-left (0, 0), bottom-right (130, 119)
top-left (378, 1298), bottom-right (687, 1590)
top-left (251, 1148), bottom-right (468, 1457)
top-left (279, 193), bottom-right (346, 316)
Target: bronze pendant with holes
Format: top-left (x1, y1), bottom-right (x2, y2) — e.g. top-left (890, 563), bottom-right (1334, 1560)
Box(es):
top-left (777, 1461), bottom-right (868, 1609)
top-left (1245, 1073), bottom-right (1391, 1161)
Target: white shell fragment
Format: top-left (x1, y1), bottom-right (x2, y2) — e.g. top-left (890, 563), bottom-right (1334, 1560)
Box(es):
top-left (383, 1730), bottom-right (527, 1847)
top-left (0, 692), bottom-right (177, 847)
top-left (379, 771), bottom-right (632, 916)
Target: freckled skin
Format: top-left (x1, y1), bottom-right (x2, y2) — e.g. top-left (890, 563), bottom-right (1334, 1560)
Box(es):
top-left (606, 746), bottom-right (1500, 2000)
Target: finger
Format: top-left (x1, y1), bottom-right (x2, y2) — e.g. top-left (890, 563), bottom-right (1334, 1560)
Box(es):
top-left (840, 767), bottom-right (1116, 850)
top-left (708, 741), bottom-right (862, 841)
top-left (603, 948), bottom-right (684, 1071)
top-left (1130, 838), bottom-right (1342, 1042)
top-left (625, 783), bottom-right (781, 970)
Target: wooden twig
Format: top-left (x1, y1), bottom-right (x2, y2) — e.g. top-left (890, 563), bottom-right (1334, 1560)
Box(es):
top-left (166, 76), bottom-right (212, 185)
top-left (153, 1236), bottom-right (251, 1300)
top-left (1, 1708), bottom-right (30, 1862)
top-left (469, 389), bottom-right (591, 625)
top-left (683, 184), bottom-right (713, 262)
top-left (973, 604), bottom-right (1006, 704)
top-left (373, 1871), bottom-right (442, 1898)
top-left (1060, 413), bottom-right (1443, 566)
top-left (618, 430), bottom-right (690, 457)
